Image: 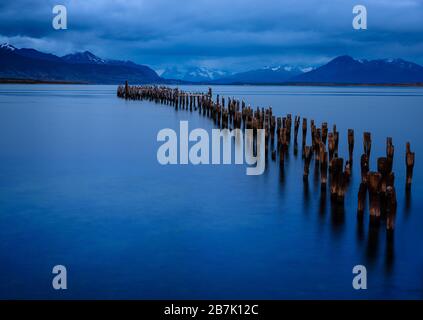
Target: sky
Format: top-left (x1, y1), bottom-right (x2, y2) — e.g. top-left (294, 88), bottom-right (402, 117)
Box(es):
top-left (0, 0), bottom-right (422, 73)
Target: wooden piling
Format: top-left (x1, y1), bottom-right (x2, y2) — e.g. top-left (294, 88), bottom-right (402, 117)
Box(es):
top-left (360, 154), bottom-right (369, 184)
top-left (406, 142), bottom-right (415, 189)
top-left (368, 172), bottom-right (382, 221)
top-left (363, 132), bottom-right (371, 158)
top-left (386, 137), bottom-right (394, 172)
top-left (348, 129), bottom-right (354, 164)
top-left (321, 151), bottom-right (328, 188)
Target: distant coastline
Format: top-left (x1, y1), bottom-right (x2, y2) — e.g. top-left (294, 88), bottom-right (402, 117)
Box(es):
top-left (2, 44), bottom-right (423, 86)
top-left (1, 78), bottom-right (423, 87)
top-left (0, 78), bottom-right (86, 84)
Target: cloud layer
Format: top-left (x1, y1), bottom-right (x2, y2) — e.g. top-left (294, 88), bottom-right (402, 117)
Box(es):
top-left (1, 0), bottom-right (422, 71)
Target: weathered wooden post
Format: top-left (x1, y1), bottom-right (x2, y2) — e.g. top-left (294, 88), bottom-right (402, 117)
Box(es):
top-left (293, 116), bottom-right (300, 155)
top-left (386, 137), bottom-right (394, 172)
top-left (322, 122), bottom-right (328, 145)
top-left (125, 81), bottom-right (129, 99)
top-left (368, 172), bottom-right (382, 221)
top-left (357, 182), bottom-right (367, 216)
top-left (360, 154), bottom-right (369, 184)
top-left (321, 151), bottom-right (328, 188)
top-left (328, 132), bottom-right (335, 164)
top-left (406, 142), bottom-right (415, 189)
top-left (348, 129), bottom-right (354, 164)
top-left (314, 128), bottom-right (321, 162)
top-left (302, 118), bottom-right (307, 157)
top-left (363, 132), bottom-right (372, 158)
top-left (344, 160), bottom-right (351, 181)
top-left (333, 125), bottom-right (339, 158)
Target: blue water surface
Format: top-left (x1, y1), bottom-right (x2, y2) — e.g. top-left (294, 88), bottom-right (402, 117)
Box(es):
top-left (0, 84), bottom-right (422, 299)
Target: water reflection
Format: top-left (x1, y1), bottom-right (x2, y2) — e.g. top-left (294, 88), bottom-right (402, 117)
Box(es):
top-left (356, 213), bottom-right (365, 244)
top-left (303, 179), bottom-right (310, 211)
top-left (330, 200), bottom-right (345, 233)
top-left (405, 187), bottom-right (412, 214)
top-left (319, 187), bottom-right (327, 219)
top-left (385, 231), bottom-right (395, 275)
top-left (294, 141), bottom-right (298, 157)
top-left (313, 160), bottom-right (319, 190)
top-left (366, 222), bottom-right (380, 265)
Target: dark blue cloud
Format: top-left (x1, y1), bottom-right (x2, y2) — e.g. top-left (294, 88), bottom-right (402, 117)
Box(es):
top-left (0, 0), bottom-right (422, 71)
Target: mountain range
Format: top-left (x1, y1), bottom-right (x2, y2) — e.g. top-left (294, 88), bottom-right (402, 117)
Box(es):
top-left (0, 43), bottom-right (161, 84)
top-left (1, 43), bottom-right (423, 85)
top-left (212, 65), bottom-right (313, 84)
top-left (290, 55), bottom-right (423, 84)
top-left (160, 66), bottom-right (231, 82)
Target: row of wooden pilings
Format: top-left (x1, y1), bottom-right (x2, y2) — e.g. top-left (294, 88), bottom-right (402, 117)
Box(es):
top-left (117, 82), bottom-right (415, 231)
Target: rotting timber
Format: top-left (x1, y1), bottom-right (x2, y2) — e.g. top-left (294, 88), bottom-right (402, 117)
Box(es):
top-left (117, 82), bottom-right (415, 233)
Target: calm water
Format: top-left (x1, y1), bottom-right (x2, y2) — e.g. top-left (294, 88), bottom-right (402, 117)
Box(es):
top-left (0, 84), bottom-right (422, 299)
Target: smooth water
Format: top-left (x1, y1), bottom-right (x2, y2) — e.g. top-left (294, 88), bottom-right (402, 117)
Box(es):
top-left (0, 84), bottom-right (422, 299)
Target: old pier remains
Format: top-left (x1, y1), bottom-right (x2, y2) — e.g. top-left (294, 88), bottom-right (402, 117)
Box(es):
top-left (117, 83), bottom-right (415, 232)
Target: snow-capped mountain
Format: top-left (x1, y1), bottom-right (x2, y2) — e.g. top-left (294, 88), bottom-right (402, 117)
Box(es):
top-left (291, 55), bottom-right (423, 84)
top-left (0, 43), bottom-right (16, 51)
top-left (213, 65), bottom-right (309, 84)
top-left (2, 42), bottom-right (423, 84)
top-left (161, 66), bottom-right (231, 82)
top-left (62, 51), bottom-right (106, 64)
top-left (0, 43), bottom-right (161, 84)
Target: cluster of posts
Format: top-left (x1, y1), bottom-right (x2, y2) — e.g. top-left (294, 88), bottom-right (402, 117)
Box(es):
top-left (117, 82), bottom-right (415, 232)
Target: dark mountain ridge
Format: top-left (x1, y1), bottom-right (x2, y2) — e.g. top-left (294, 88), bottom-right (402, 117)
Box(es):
top-left (0, 44), bottom-right (161, 84)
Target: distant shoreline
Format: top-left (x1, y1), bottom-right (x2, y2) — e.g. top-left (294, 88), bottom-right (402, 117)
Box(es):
top-left (0, 78), bottom-right (87, 84)
top-left (1, 78), bottom-right (423, 87)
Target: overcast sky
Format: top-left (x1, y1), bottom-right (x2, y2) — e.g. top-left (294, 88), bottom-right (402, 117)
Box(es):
top-left (0, 0), bottom-right (422, 72)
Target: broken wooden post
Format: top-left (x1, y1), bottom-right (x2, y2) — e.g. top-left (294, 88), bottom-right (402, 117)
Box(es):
top-left (294, 116), bottom-right (300, 144)
top-left (360, 154), bottom-right (369, 184)
top-left (328, 132), bottom-right (335, 165)
top-left (322, 122), bottom-right (328, 145)
top-left (377, 157), bottom-right (389, 213)
top-left (406, 142), bottom-right (415, 190)
top-left (363, 132), bottom-right (371, 158)
top-left (386, 137), bottom-right (394, 172)
top-left (124, 81), bottom-right (129, 99)
top-left (348, 129), bottom-right (354, 164)
top-left (302, 118), bottom-right (307, 157)
top-left (368, 172), bottom-right (382, 222)
top-left (321, 151), bottom-right (328, 189)
top-left (333, 126), bottom-right (339, 158)
top-left (344, 160), bottom-right (351, 182)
